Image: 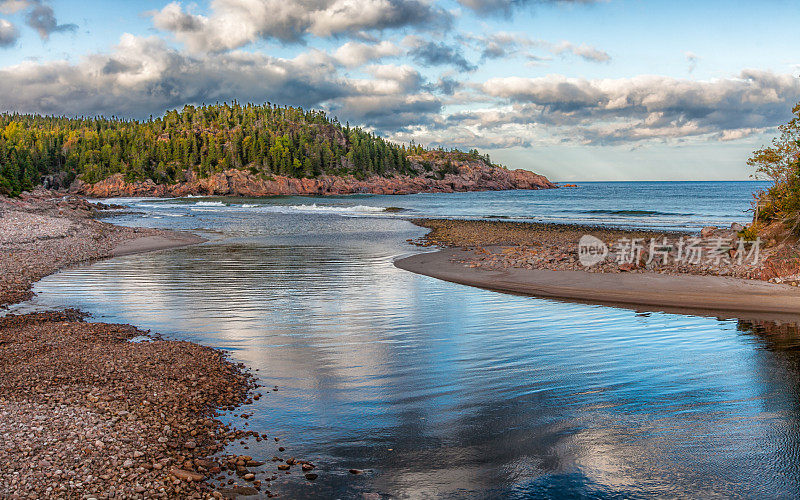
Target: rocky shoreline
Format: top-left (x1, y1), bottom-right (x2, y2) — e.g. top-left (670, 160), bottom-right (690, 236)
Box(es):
top-left (408, 219), bottom-right (786, 282)
top-left (0, 310), bottom-right (258, 499)
top-left (395, 219), bottom-right (800, 318)
top-left (0, 191), bottom-right (314, 498)
top-left (70, 154), bottom-right (556, 198)
top-left (0, 191), bottom-right (203, 308)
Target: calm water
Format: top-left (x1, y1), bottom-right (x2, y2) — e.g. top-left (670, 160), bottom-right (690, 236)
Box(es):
top-left (17, 181), bottom-right (800, 498)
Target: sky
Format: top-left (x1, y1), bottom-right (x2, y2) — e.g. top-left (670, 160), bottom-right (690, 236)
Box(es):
top-left (0, 0), bottom-right (798, 181)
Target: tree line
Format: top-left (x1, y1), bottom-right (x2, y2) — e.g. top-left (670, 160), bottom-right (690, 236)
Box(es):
top-left (0, 102), bottom-right (452, 196)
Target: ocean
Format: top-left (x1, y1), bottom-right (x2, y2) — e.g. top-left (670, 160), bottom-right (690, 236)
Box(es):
top-left (108, 180), bottom-right (767, 232)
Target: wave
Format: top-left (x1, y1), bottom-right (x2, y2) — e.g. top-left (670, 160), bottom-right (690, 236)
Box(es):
top-left (288, 203), bottom-right (387, 214)
top-left (194, 201), bottom-right (226, 207)
top-left (216, 202), bottom-right (391, 215)
top-left (578, 209), bottom-right (695, 217)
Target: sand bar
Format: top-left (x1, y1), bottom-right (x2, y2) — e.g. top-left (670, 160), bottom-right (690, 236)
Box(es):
top-left (396, 248), bottom-right (800, 321)
top-left (110, 232), bottom-right (207, 257)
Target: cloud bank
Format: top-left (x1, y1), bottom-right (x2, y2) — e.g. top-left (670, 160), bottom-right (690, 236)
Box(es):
top-left (0, 0), bottom-right (797, 156)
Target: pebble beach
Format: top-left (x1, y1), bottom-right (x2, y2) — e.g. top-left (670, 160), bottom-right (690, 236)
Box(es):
top-left (408, 218), bottom-right (782, 281)
top-left (0, 191), bottom-right (314, 498)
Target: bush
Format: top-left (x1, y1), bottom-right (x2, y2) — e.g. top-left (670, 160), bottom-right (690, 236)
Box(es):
top-left (749, 101), bottom-right (800, 235)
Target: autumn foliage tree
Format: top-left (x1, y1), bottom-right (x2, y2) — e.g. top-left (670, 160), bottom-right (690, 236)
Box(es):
top-left (749, 102), bottom-right (800, 234)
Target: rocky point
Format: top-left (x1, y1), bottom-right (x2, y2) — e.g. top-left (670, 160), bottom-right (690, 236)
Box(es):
top-left (71, 154), bottom-right (556, 198)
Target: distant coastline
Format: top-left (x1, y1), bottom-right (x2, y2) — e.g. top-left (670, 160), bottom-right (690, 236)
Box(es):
top-left (70, 160), bottom-right (555, 198)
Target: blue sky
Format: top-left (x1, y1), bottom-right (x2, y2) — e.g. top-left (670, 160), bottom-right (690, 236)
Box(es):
top-left (0, 0), bottom-right (798, 181)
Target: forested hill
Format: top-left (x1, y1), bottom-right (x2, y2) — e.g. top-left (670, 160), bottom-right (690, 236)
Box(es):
top-left (0, 102), bottom-right (504, 196)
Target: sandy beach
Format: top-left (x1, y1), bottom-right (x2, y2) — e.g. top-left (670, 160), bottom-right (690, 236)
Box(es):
top-left (396, 219), bottom-right (800, 320)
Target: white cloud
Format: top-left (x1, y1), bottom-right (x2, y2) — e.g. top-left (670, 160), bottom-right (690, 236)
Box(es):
top-left (472, 32), bottom-right (610, 63)
top-left (550, 41), bottom-right (610, 62)
top-left (151, 0), bottom-right (449, 51)
top-left (333, 40), bottom-right (400, 67)
top-left (473, 71), bottom-right (800, 144)
top-left (349, 64), bottom-right (423, 95)
top-left (0, 34), bottom-right (348, 116)
top-left (0, 33), bottom-right (442, 134)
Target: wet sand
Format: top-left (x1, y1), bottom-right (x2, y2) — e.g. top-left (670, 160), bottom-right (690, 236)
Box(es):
top-left (397, 219), bottom-right (800, 320)
top-left (395, 248), bottom-right (800, 320)
top-left (110, 233), bottom-right (206, 257)
top-left (0, 191), bottom-right (208, 308)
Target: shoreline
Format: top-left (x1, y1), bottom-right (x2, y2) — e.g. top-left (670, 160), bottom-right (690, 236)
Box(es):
top-left (395, 248), bottom-right (800, 321)
top-left (0, 191), bottom-right (300, 498)
top-left (110, 232), bottom-right (207, 257)
top-left (71, 157), bottom-right (556, 198)
top-left (396, 219), bottom-right (800, 321)
top-left (0, 191), bottom-right (208, 308)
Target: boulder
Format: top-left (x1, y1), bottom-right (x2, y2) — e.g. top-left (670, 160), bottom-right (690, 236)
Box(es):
top-left (700, 226), bottom-right (718, 238)
top-left (170, 468), bottom-right (205, 482)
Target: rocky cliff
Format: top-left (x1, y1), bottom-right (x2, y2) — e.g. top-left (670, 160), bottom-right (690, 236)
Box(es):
top-left (70, 155), bottom-right (556, 197)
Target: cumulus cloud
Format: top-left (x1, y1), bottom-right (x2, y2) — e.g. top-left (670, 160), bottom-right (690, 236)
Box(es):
top-left (348, 64), bottom-right (424, 96)
top-left (0, 0), bottom-right (793, 154)
top-left (424, 75), bottom-right (461, 95)
top-left (330, 93), bottom-right (441, 131)
top-left (477, 71), bottom-right (800, 144)
top-left (151, 0), bottom-right (450, 51)
top-left (0, 33), bottom-right (442, 134)
top-left (0, 34), bottom-right (349, 117)
top-left (333, 40), bottom-right (400, 67)
top-left (0, 18), bottom-right (18, 46)
top-left (476, 32), bottom-right (525, 60)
